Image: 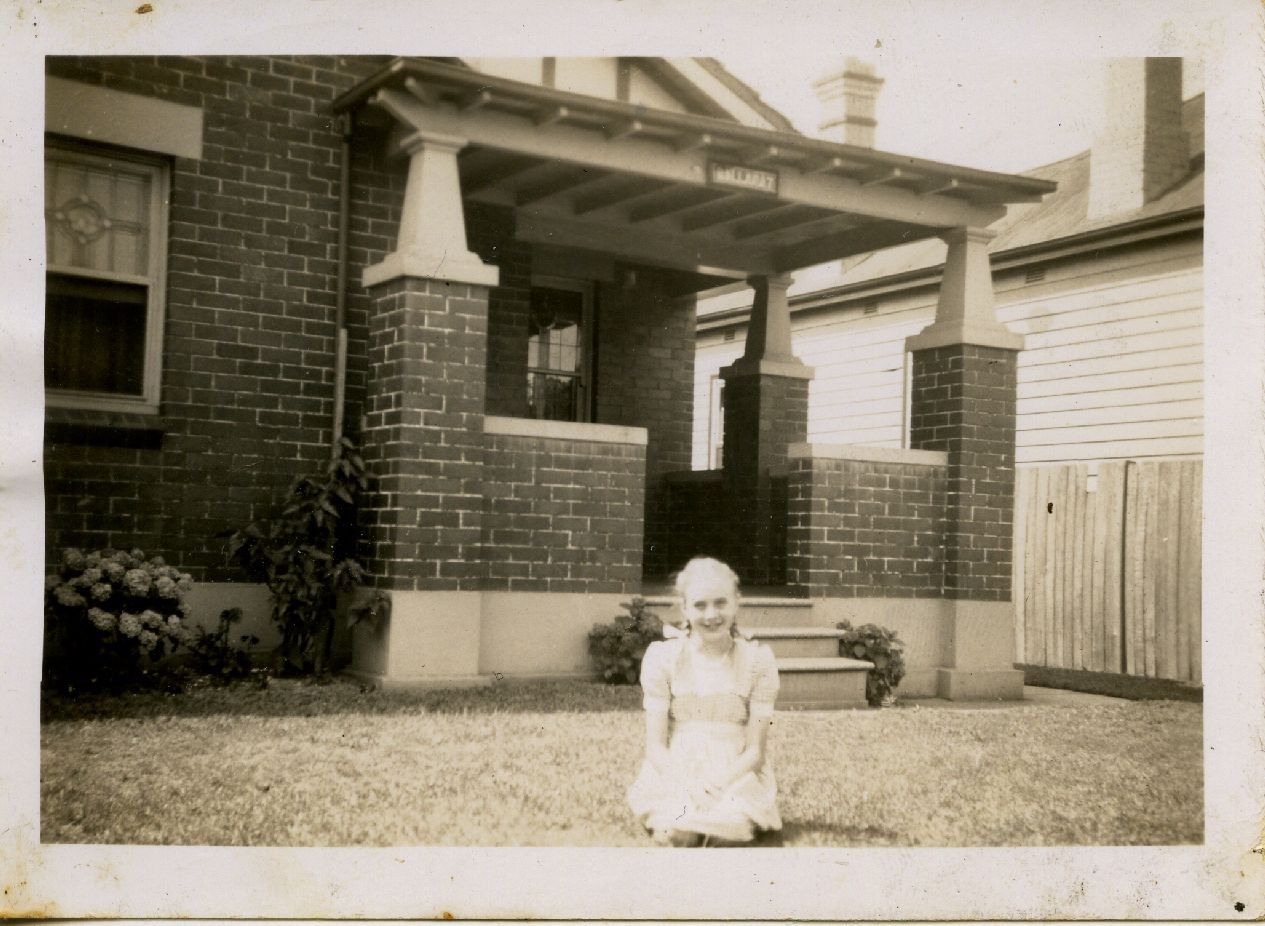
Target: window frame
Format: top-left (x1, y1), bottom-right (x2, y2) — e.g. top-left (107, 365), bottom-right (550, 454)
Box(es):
top-left (527, 275), bottom-right (595, 423)
top-left (44, 141), bottom-right (170, 416)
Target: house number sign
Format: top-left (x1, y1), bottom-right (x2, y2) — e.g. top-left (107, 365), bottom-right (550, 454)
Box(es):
top-left (707, 162), bottom-right (779, 196)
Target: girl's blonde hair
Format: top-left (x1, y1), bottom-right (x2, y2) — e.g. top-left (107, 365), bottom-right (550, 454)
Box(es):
top-left (672, 556), bottom-right (741, 600)
top-left (672, 557), bottom-right (742, 638)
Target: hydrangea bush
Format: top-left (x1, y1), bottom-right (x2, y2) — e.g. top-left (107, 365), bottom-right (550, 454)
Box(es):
top-left (44, 548), bottom-right (195, 691)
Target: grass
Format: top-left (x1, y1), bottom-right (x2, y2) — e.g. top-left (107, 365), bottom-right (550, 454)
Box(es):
top-left (41, 678), bottom-right (1203, 847)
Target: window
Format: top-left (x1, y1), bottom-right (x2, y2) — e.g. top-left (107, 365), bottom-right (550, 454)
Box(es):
top-left (707, 375), bottom-right (724, 469)
top-left (527, 278), bottom-right (593, 422)
top-left (45, 144), bottom-right (169, 413)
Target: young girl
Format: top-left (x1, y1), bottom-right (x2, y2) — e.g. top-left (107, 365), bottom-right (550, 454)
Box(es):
top-left (627, 556), bottom-right (781, 847)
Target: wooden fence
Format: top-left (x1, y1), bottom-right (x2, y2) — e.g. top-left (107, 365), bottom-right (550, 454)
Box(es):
top-left (1013, 459), bottom-right (1202, 683)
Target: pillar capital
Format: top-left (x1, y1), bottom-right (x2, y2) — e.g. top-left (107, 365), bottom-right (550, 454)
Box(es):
top-left (906, 223), bottom-right (1022, 353)
top-left (363, 128), bottom-right (499, 290)
top-left (398, 130), bottom-right (469, 156)
top-left (741, 271), bottom-right (805, 367)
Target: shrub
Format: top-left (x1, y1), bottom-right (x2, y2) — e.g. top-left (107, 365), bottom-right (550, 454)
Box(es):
top-left (588, 596), bottom-right (663, 684)
top-left (44, 547), bottom-right (195, 692)
top-left (227, 438), bottom-right (367, 676)
top-left (185, 607), bottom-right (261, 683)
top-left (837, 620), bottom-right (907, 707)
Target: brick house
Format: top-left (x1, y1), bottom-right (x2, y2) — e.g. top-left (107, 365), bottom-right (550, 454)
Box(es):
top-left (44, 55), bottom-right (1053, 699)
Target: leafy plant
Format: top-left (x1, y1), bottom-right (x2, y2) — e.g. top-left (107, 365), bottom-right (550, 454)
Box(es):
top-left (186, 607), bottom-right (261, 683)
top-left (348, 590), bottom-right (392, 633)
top-left (43, 547), bottom-right (195, 692)
top-left (588, 596), bottom-right (663, 684)
top-left (837, 620), bottom-right (907, 707)
top-left (227, 438), bottom-right (367, 676)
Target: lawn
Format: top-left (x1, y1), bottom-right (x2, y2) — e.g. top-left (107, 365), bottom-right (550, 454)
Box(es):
top-left (41, 678), bottom-right (1203, 847)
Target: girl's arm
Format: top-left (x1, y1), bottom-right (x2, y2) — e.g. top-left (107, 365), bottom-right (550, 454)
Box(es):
top-left (644, 709), bottom-right (673, 774)
top-left (705, 714), bottom-right (771, 794)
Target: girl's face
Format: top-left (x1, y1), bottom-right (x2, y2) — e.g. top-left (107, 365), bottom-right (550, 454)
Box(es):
top-left (679, 572), bottom-right (738, 644)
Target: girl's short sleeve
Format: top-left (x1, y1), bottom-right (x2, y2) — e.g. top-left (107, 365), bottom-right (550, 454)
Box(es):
top-left (639, 640), bottom-right (673, 713)
top-left (748, 643), bottom-right (780, 719)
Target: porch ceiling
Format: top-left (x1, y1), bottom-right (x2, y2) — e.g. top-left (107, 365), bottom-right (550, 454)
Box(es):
top-left (334, 58), bottom-right (1056, 284)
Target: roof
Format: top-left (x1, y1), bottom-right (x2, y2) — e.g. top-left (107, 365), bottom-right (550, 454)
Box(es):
top-left (699, 94), bottom-right (1205, 319)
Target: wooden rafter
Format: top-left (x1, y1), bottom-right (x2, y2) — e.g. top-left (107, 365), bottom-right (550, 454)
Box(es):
top-left (462, 154), bottom-right (542, 194)
top-left (515, 166), bottom-right (607, 206)
top-left (731, 205), bottom-right (837, 241)
top-left (572, 176), bottom-right (671, 215)
top-left (628, 186), bottom-right (729, 224)
top-left (680, 196), bottom-right (784, 232)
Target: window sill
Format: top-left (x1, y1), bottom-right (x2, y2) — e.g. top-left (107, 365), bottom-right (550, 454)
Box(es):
top-left (45, 406), bottom-right (166, 449)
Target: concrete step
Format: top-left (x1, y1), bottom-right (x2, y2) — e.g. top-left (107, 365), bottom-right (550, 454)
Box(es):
top-left (775, 656), bottom-right (875, 710)
top-left (642, 595), bottom-right (815, 628)
top-left (743, 626), bottom-right (847, 659)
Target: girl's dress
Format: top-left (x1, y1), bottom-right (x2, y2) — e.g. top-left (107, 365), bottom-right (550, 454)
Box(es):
top-left (627, 634), bottom-right (781, 842)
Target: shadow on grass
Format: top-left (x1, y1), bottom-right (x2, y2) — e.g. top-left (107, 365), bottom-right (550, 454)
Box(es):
top-left (41, 677), bottom-right (646, 722)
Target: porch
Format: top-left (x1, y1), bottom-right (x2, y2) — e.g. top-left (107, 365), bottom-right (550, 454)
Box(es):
top-left (331, 58), bottom-right (1055, 697)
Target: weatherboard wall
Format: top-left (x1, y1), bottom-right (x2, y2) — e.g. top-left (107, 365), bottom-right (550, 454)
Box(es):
top-left (693, 232), bottom-right (1203, 469)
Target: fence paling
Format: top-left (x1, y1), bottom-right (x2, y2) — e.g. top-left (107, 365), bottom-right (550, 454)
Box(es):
top-left (1015, 458), bottom-right (1201, 683)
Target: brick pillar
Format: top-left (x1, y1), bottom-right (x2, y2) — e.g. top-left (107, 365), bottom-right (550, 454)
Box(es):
top-left (720, 273), bottom-right (813, 585)
top-left (906, 226), bottom-right (1024, 700)
top-left (908, 344), bottom-right (1017, 600)
top-left (361, 277), bottom-right (490, 590)
top-left (351, 129), bottom-right (500, 686)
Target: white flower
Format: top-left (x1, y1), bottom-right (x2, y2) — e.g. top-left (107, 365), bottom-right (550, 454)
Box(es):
top-left (90, 582), bottom-right (113, 602)
top-left (87, 608), bottom-right (116, 632)
top-left (53, 585), bottom-right (87, 608)
top-left (118, 613), bottom-right (142, 637)
top-left (140, 609), bottom-right (163, 629)
top-left (138, 629), bottom-right (159, 651)
top-left (103, 561), bottom-right (126, 582)
top-left (123, 569), bottom-right (151, 596)
top-left (62, 548), bottom-right (85, 570)
top-left (85, 551), bottom-right (102, 568)
top-left (177, 574), bottom-right (194, 594)
top-left (155, 575), bottom-right (179, 598)
top-left (81, 567), bottom-right (104, 585)
top-left (45, 574), bottom-right (61, 592)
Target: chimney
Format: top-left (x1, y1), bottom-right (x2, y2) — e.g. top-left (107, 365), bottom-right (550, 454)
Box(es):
top-left (1088, 58), bottom-right (1190, 219)
top-left (812, 57), bottom-right (883, 148)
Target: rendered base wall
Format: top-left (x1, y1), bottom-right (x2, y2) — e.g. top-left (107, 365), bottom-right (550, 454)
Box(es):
top-left (344, 588), bottom-right (1020, 699)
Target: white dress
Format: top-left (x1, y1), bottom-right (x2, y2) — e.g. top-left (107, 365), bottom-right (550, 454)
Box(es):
top-left (627, 635), bottom-right (781, 842)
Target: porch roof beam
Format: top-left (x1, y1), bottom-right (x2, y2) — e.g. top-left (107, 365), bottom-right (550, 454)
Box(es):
top-left (772, 219), bottom-right (938, 272)
top-left (516, 210), bottom-right (775, 277)
top-left (730, 204), bottom-right (840, 241)
top-left (572, 176), bottom-right (674, 215)
top-left (680, 196), bottom-right (785, 232)
top-left (514, 165), bottom-right (607, 206)
top-left (371, 86), bottom-right (1007, 231)
top-left (627, 186), bottom-right (729, 223)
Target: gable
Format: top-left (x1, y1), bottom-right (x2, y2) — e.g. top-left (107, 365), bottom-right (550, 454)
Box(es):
top-left (456, 56), bottom-right (791, 129)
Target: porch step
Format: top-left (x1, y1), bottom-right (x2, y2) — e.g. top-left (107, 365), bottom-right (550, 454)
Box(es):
top-left (642, 595), bottom-right (815, 628)
top-left (743, 626), bottom-right (847, 659)
top-left (775, 656), bottom-right (875, 710)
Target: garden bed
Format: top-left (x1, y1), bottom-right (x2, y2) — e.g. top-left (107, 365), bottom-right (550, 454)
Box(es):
top-left (41, 678), bottom-right (1203, 847)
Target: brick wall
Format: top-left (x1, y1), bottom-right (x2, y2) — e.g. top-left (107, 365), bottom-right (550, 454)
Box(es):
top-left (482, 430), bottom-right (645, 592)
top-left (786, 454), bottom-right (947, 597)
top-left (594, 274), bottom-right (696, 578)
top-left (44, 55), bottom-right (399, 579)
top-left (909, 344), bottom-right (1018, 600)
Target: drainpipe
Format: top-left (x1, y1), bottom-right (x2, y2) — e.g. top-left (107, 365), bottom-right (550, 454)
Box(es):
top-left (331, 110), bottom-right (353, 461)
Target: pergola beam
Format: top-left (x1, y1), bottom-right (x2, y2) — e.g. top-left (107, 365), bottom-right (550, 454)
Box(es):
top-left (515, 166), bottom-right (607, 205)
top-left (680, 197), bottom-right (784, 232)
top-left (572, 176), bottom-right (671, 215)
top-left (731, 205), bottom-right (838, 241)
